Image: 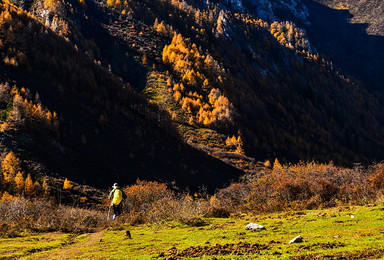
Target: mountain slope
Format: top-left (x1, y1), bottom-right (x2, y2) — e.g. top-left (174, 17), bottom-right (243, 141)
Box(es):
top-left (302, 0), bottom-right (384, 91)
top-left (0, 0), bottom-right (242, 191)
top-left (315, 0), bottom-right (384, 36)
top-left (1, 0), bottom-right (384, 194)
top-left (109, 0), bottom-right (384, 163)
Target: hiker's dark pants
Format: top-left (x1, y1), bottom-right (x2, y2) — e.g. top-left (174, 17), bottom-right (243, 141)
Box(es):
top-left (113, 204), bottom-right (121, 216)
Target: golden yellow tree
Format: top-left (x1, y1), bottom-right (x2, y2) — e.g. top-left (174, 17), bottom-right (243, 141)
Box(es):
top-left (63, 178), bottom-right (73, 190)
top-left (264, 160), bottom-right (271, 168)
top-left (14, 171), bottom-right (24, 193)
top-left (1, 151), bottom-right (21, 184)
top-left (106, 0), bottom-right (114, 7)
top-left (272, 158), bottom-right (283, 175)
top-left (141, 54), bottom-right (148, 65)
top-left (24, 173), bottom-right (34, 197)
top-left (235, 136), bottom-right (244, 154)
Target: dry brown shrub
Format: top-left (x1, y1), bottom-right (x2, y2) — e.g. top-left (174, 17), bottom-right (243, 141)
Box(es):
top-left (210, 182), bottom-right (251, 215)
top-left (369, 163), bottom-right (384, 190)
top-left (213, 161), bottom-right (381, 213)
top-left (121, 180), bottom-right (209, 224)
top-left (122, 179), bottom-right (173, 214)
top-left (208, 195), bottom-right (230, 217)
top-left (0, 198), bottom-right (108, 237)
top-left (147, 195), bottom-right (209, 224)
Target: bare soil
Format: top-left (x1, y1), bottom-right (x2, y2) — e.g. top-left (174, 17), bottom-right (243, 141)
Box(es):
top-left (159, 241), bottom-right (269, 259)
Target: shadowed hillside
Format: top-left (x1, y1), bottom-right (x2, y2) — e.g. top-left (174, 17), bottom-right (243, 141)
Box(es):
top-left (314, 0), bottom-right (384, 36)
top-left (304, 0), bottom-right (384, 90)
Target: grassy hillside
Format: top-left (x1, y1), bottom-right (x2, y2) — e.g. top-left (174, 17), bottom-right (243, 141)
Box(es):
top-left (2, 205), bottom-right (384, 259)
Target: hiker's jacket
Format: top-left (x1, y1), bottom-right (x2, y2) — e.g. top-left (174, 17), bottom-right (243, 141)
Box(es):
top-left (109, 188), bottom-right (123, 205)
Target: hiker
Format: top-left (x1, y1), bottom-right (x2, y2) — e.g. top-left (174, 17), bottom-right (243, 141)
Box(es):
top-left (108, 183), bottom-right (126, 220)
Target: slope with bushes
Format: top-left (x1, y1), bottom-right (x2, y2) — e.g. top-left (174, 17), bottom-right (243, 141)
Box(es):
top-left (0, 0), bottom-right (243, 196)
top-left (97, 0), bottom-right (384, 164)
top-left (1, 0), bottom-right (384, 197)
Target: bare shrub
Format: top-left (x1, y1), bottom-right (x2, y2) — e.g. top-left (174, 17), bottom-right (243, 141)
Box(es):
top-left (122, 180), bottom-right (173, 215)
top-left (209, 183), bottom-right (251, 216)
top-left (369, 163), bottom-right (384, 190)
top-left (3, 161), bottom-right (383, 235)
top-left (148, 194), bottom-right (209, 224)
top-left (120, 180), bottom-right (209, 224)
top-left (213, 161), bottom-right (382, 213)
top-left (0, 198), bottom-right (108, 237)
top-left (208, 195), bottom-right (230, 217)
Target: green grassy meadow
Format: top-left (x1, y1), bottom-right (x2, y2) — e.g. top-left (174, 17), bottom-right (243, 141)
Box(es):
top-left (2, 205), bottom-right (384, 259)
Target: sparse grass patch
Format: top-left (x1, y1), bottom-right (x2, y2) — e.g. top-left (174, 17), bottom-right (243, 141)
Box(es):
top-left (3, 205), bottom-right (384, 259)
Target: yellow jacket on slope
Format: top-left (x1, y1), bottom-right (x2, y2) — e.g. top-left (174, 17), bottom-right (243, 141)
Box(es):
top-left (109, 188), bottom-right (123, 205)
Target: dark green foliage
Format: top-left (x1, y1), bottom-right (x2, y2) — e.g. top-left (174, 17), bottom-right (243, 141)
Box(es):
top-left (0, 97), bottom-right (13, 124)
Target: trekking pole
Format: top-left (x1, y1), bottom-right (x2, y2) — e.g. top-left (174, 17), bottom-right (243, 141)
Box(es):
top-left (107, 205), bottom-right (111, 220)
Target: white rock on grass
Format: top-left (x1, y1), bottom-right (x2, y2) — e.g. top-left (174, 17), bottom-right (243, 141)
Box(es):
top-left (245, 223), bottom-right (266, 230)
top-left (289, 235), bottom-right (303, 244)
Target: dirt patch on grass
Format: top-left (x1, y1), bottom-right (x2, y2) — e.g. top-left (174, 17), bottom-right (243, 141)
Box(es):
top-left (158, 242), bottom-right (268, 258)
top-left (316, 242), bottom-right (345, 249)
top-left (290, 249), bottom-right (384, 259)
top-left (298, 242), bottom-right (345, 250)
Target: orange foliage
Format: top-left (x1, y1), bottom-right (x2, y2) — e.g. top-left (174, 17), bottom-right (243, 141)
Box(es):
top-left (14, 171), bottom-right (24, 193)
top-left (0, 191), bottom-right (17, 201)
top-left (1, 151), bottom-right (21, 184)
top-left (63, 178), bottom-right (73, 190)
top-left (162, 35), bottom-right (232, 127)
top-left (225, 135), bottom-right (244, 153)
top-left (122, 179), bottom-right (173, 213)
top-left (0, 150), bottom-right (40, 197)
top-left (24, 173), bottom-right (34, 196)
top-left (213, 161), bottom-right (383, 213)
top-left (0, 86), bottom-right (59, 133)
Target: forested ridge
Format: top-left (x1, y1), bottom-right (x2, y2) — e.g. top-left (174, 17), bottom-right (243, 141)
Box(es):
top-left (0, 0), bottom-right (384, 200)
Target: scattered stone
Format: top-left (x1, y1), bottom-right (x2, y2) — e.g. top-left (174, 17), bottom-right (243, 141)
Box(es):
top-left (351, 215), bottom-right (355, 219)
top-left (289, 235), bottom-right (303, 244)
top-left (245, 223), bottom-right (266, 230)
